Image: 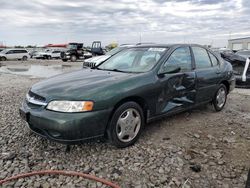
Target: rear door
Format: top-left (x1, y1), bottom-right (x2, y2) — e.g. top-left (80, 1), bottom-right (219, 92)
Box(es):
top-left (16, 50), bottom-right (27, 59)
top-left (191, 46), bottom-right (220, 103)
top-left (157, 46), bottom-right (196, 114)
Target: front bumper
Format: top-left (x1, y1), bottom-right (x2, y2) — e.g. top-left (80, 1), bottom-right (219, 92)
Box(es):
top-left (19, 101), bottom-right (111, 144)
top-left (235, 75), bottom-right (250, 88)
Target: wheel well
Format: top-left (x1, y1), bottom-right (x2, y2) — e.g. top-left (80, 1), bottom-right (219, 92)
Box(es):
top-left (109, 96), bottom-right (148, 123)
top-left (104, 96), bottom-right (148, 138)
top-left (220, 80), bottom-right (230, 93)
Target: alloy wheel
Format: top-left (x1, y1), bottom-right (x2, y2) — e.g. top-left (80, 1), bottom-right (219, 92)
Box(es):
top-left (216, 87), bottom-right (226, 108)
top-left (116, 108), bottom-right (141, 143)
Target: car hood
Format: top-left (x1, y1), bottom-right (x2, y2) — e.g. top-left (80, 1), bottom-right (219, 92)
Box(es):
top-left (31, 69), bottom-right (135, 101)
top-left (85, 55), bottom-right (111, 64)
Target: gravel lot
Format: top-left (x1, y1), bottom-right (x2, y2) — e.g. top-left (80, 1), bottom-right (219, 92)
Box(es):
top-left (0, 60), bottom-right (250, 187)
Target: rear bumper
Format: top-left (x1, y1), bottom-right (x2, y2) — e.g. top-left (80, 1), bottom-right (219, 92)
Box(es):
top-left (19, 101), bottom-right (111, 144)
top-left (228, 75), bottom-right (236, 92)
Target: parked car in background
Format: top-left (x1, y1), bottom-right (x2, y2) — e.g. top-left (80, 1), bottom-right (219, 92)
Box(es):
top-left (83, 45), bottom-right (134, 68)
top-left (20, 44), bottom-right (235, 148)
top-left (230, 50), bottom-right (250, 88)
top-left (48, 50), bottom-right (63, 59)
top-left (33, 49), bottom-right (64, 59)
top-left (29, 50), bottom-right (38, 58)
top-left (33, 49), bottom-right (51, 59)
top-left (0, 49), bottom-right (29, 61)
top-left (61, 43), bottom-right (85, 62)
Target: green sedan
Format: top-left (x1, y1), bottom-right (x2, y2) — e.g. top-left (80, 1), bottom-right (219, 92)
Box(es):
top-left (20, 44), bottom-right (235, 148)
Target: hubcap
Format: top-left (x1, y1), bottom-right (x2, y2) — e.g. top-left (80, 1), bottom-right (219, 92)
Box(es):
top-left (216, 87), bottom-right (226, 108)
top-left (116, 108), bottom-right (141, 143)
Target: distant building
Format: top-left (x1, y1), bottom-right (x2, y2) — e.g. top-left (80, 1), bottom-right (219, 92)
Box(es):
top-left (228, 37), bottom-right (250, 50)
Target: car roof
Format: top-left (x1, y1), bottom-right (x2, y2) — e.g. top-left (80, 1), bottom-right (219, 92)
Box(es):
top-left (131, 43), bottom-right (205, 48)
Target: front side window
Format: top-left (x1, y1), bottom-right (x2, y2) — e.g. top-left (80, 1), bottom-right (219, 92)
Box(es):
top-left (98, 47), bottom-right (167, 73)
top-left (192, 47), bottom-right (212, 69)
top-left (6, 50), bottom-right (14, 54)
top-left (14, 50), bottom-right (26, 53)
top-left (162, 47), bottom-right (192, 73)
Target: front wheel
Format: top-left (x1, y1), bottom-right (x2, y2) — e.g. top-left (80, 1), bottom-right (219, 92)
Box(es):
top-left (213, 84), bottom-right (227, 111)
top-left (22, 56), bottom-right (28, 61)
top-left (1, 57), bottom-right (7, 61)
top-left (107, 102), bottom-right (144, 148)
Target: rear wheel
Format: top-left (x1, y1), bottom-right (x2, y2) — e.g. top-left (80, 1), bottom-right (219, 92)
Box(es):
top-left (22, 56), bottom-right (28, 61)
top-left (107, 102), bottom-right (144, 148)
top-left (213, 84), bottom-right (227, 111)
top-left (70, 55), bottom-right (77, 62)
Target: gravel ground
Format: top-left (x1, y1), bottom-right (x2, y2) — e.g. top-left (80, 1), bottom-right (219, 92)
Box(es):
top-left (0, 60), bottom-right (250, 187)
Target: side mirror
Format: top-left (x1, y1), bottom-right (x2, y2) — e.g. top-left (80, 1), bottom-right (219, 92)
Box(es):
top-left (158, 66), bottom-right (181, 77)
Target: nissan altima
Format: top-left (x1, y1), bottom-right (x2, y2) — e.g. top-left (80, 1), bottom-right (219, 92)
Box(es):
top-left (20, 44), bottom-right (235, 148)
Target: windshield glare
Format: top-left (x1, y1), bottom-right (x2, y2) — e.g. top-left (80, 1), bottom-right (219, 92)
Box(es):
top-left (98, 47), bottom-right (167, 73)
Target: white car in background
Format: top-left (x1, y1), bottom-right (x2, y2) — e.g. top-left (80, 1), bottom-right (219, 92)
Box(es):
top-left (0, 49), bottom-right (29, 61)
top-left (33, 49), bottom-right (63, 59)
top-left (83, 45), bottom-right (135, 68)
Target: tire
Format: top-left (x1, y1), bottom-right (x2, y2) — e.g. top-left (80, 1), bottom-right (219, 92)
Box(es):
top-left (213, 84), bottom-right (227, 111)
top-left (62, 59), bottom-right (67, 62)
top-left (22, 56), bottom-right (28, 61)
top-left (107, 102), bottom-right (144, 148)
top-left (70, 55), bottom-right (77, 62)
top-left (1, 57), bottom-right (7, 61)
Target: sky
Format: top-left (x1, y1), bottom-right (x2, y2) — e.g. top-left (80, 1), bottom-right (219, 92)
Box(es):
top-left (0, 0), bottom-right (249, 47)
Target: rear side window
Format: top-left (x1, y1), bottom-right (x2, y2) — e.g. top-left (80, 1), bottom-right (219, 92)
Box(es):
top-left (163, 47), bottom-right (192, 72)
top-left (14, 50), bottom-right (27, 53)
top-left (208, 52), bottom-right (219, 66)
top-left (192, 47), bottom-right (212, 69)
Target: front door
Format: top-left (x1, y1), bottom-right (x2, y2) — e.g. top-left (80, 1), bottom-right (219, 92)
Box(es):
top-left (157, 46), bottom-right (196, 115)
top-left (6, 50), bottom-right (16, 60)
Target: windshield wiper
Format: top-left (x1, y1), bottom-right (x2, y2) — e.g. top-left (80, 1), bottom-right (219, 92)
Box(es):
top-left (103, 68), bottom-right (133, 73)
top-left (91, 67), bottom-right (134, 73)
top-left (91, 66), bottom-right (102, 70)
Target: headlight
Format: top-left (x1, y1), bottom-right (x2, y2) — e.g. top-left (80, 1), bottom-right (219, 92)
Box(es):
top-left (46, 101), bottom-right (94, 112)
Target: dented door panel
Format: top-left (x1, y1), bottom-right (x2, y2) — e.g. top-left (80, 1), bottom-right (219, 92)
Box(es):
top-left (157, 72), bottom-right (196, 114)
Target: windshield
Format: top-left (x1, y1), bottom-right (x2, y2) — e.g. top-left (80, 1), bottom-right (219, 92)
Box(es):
top-left (67, 44), bottom-right (77, 50)
top-left (106, 47), bottom-right (125, 56)
top-left (98, 47), bottom-right (168, 73)
top-left (0, 49), bottom-right (8, 54)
